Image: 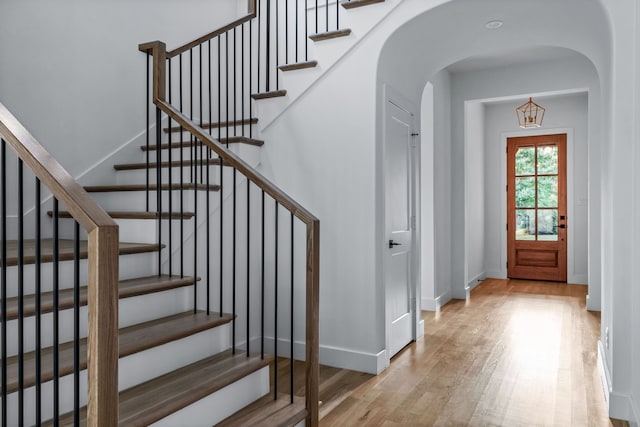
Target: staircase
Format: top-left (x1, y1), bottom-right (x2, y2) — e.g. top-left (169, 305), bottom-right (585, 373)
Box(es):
top-left (0, 0), bottom-right (389, 425)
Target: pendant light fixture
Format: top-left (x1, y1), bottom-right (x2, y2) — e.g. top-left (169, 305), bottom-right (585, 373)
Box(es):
top-left (516, 97), bottom-right (545, 128)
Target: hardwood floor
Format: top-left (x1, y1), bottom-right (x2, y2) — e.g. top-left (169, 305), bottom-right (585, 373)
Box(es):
top-left (278, 278), bottom-right (627, 426)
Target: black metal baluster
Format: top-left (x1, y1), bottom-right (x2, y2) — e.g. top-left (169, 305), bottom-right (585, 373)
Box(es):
top-left (316, 0), bottom-right (319, 34)
top-left (0, 139), bottom-right (6, 427)
top-left (218, 36), bottom-right (222, 143)
top-left (276, 0), bottom-right (279, 90)
top-left (242, 23), bottom-right (245, 138)
top-left (168, 60), bottom-right (174, 278)
top-left (337, 0), bottom-right (340, 29)
top-left (232, 168), bottom-right (237, 353)
top-left (146, 54), bottom-right (151, 212)
top-left (190, 49), bottom-right (195, 183)
top-left (290, 212), bottom-right (294, 404)
top-left (35, 179), bottom-right (42, 426)
top-left (258, 0), bottom-right (262, 94)
top-left (17, 159), bottom-right (24, 427)
top-left (209, 40), bottom-right (213, 138)
top-left (274, 201), bottom-right (279, 399)
top-left (200, 45), bottom-right (204, 183)
top-left (219, 158), bottom-right (224, 317)
top-left (266, 0), bottom-right (271, 92)
top-left (234, 27), bottom-right (237, 137)
top-left (305, 0), bottom-right (309, 61)
top-left (261, 190), bottom-right (265, 360)
top-left (295, 0), bottom-right (299, 62)
top-left (246, 179), bottom-right (250, 356)
top-left (326, 0), bottom-right (329, 32)
top-left (207, 39), bottom-right (212, 316)
top-left (156, 107), bottom-right (163, 276)
top-left (180, 53), bottom-right (185, 278)
top-left (73, 221), bottom-right (80, 426)
top-left (53, 198), bottom-right (59, 425)
top-left (286, 0), bottom-right (289, 65)
top-left (193, 146), bottom-right (198, 314)
top-left (226, 32), bottom-right (230, 146)
top-left (249, 19), bottom-right (253, 139)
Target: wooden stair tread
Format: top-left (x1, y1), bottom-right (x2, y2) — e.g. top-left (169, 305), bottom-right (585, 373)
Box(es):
top-left (341, 0), bottom-right (385, 9)
top-left (0, 240), bottom-right (161, 268)
top-left (279, 61), bottom-right (318, 72)
top-left (309, 29), bottom-right (352, 42)
top-left (114, 158), bottom-right (227, 171)
top-left (1, 274), bottom-right (197, 322)
top-left (216, 393), bottom-right (307, 427)
top-left (2, 311), bottom-right (234, 395)
top-left (84, 183), bottom-right (221, 192)
top-left (52, 351), bottom-right (273, 427)
top-left (252, 90), bottom-right (287, 100)
top-left (164, 118), bottom-right (258, 133)
top-left (49, 211), bottom-right (195, 220)
top-left (141, 136), bottom-right (264, 151)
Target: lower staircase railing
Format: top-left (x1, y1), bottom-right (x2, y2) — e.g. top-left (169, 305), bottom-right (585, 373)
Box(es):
top-left (0, 102), bottom-right (119, 426)
top-left (140, 38), bottom-right (320, 425)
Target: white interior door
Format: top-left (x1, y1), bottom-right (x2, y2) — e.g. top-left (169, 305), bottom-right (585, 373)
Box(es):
top-left (385, 99), bottom-right (415, 358)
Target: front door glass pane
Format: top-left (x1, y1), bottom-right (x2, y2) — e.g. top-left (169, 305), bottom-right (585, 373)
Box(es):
top-left (516, 147), bottom-right (535, 175)
top-left (537, 176), bottom-right (558, 208)
top-left (516, 209), bottom-right (536, 240)
top-left (515, 177), bottom-right (535, 208)
top-left (538, 210), bottom-right (558, 241)
top-left (537, 145), bottom-right (558, 174)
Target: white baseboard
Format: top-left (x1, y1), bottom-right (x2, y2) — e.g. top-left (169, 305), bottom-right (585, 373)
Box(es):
top-left (569, 274), bottom-right (588, 285)
top-left (598, 340), bottom-right (639, 425)
top-left (250, 336), bottom-right (387, 375)
top-left (466, 272), bottom-right (485, 291)
top-left (421, 290), bottom-right (452, 312)
top-left (485, 269), bottom-right (506, 279)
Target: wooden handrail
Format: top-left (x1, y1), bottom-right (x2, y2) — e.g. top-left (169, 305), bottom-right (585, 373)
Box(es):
top-left (139, 0), bottom-right (257, 59)
top-left (0, 101), bottom-right (119, 426)
top-left (142, 38), bottom-right (320, 425)
top-left (0, 103), bottom-right (115, 232)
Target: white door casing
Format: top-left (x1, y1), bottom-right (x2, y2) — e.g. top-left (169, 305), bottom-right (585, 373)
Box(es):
top-left (384, 94), bottom-right (416, 359)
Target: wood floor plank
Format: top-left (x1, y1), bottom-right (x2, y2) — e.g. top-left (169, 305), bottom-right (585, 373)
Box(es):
top-left (274, 279), bottom-right (620, 426)
top-left (216, 393), bottom-right (307, 427)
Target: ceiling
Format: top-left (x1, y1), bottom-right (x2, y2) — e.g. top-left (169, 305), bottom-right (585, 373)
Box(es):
top-left (446, 46), bottom-right (585, 74)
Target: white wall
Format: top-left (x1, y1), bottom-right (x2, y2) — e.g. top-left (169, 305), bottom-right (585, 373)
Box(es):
top-left (464, 101), bottom-right (485, 290)
top-left (0, 0), bottom-right (239, 184)
top-left (420, 71), bottom-right (452, 310)
top-left (482, 93), bottom-right (589, 284)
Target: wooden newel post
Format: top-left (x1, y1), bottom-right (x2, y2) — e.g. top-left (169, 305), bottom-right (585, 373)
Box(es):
top-left (305, 220), bottom-right (320, 427)
top-left (87, 225), bottom-right (120, 426)
top-left (138, 41), bottom-right (167, 103)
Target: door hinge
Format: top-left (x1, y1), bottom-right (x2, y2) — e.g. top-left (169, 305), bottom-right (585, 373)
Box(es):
top-left (506, 261), bottom-right (509, 268)
top-left (506, 223), bottom-right (508, 231)
top-left (506, 184), bottom-right (508, 192)
top-left (411, 215), bottom-right (416, 230)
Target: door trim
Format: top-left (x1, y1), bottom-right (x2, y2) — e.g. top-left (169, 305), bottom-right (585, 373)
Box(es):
top-left (500, 128), bottom-right (576, 282)
top-left (382, 84), bottom-right (420, 369)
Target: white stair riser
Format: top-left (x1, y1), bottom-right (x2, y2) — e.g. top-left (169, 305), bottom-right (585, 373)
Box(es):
top-left (151, 365), bottom-right (269, 427)
top-left (143, 142), bottom-right (261, 163)
top-left (2, 325), bottom-right (232, 426)
top-left (1, 286), bottom-right (192, 358)
top-left (115, 167), bottom-right (221, 186)
top-left (88, 190), bottom-right (201, 213)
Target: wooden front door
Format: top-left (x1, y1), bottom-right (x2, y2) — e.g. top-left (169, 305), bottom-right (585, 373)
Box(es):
top-left (507, 134), bottom-right (567, 281)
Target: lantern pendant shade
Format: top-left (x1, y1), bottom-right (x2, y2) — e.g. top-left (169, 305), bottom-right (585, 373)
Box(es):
top-left (516, 97), bottom-right (545, 128)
